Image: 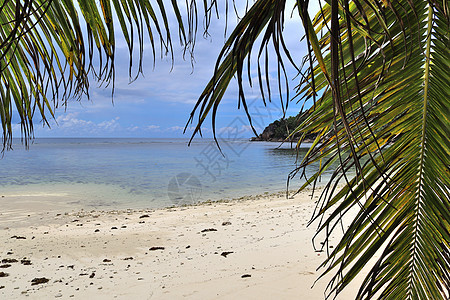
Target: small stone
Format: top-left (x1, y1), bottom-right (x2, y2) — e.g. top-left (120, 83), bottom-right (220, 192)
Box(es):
top-left (241, 274), bottom-right (251, 278)
top-left (201, 228), bottom-right (217, 233)
top-left (221, 251), bottom-right (234, 258)
top-left (103, 259), bottom-right (111, 263)
top-left (0, 272), bottom-right (9, 277)
top-left (31, 277), bottom-right (49, 285)
top-left (149, 247), bottom-right (165, 251)
top-left (21, 259), bottom-right (32, 265)
top-left (222, 221), bottom-right (232, 226)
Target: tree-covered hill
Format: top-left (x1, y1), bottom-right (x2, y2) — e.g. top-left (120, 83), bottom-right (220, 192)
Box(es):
top-left (251, 111), bottom-right (317, 142)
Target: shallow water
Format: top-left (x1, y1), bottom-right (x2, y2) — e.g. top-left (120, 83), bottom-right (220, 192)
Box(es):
top-left (0, 138), bottom-right (330, 210)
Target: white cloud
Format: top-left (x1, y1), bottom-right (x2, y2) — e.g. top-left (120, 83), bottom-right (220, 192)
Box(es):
top-left (145, 125), bottom-right (160, 130)
top-left (168, 126), bottom-right (185, 132)
top-left (56, 113), bottom-right (95, 129)
top-left (36, 113), bottom-right (123, 136)
top-left (219, 124), bottom-right (259, 135)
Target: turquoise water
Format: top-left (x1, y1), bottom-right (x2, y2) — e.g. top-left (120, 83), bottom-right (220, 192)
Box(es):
top-left (0, 138), bottom-right (329, 210)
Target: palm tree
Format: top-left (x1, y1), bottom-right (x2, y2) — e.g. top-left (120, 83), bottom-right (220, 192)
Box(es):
top-left (1, 1), bottom-right (448, 299)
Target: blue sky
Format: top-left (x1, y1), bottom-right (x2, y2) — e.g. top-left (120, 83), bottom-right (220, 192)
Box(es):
top-left (27, 1), bottom-right (319, 139)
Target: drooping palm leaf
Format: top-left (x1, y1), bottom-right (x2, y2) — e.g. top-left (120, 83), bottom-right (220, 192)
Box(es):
top-left (289, 1), bottom-right (450, 299)
top-left (186, 0), bottom-right (297, 145)
top-left (0, 0), bottom-right (196, 149)
top-left (188, 0), bottom-right (449, 299)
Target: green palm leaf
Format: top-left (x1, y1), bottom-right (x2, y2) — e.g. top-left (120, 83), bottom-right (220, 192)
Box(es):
top-left (187, 0), bottom-right (449, 299)
top-left (0, 0), bottom-right (191, 148)
top-left (289, 1), bottom-right (450, 299)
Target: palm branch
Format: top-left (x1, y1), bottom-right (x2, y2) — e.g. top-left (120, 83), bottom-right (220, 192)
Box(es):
top-left (290, 1), bottom-right (450, 299)
top-left (0, 0), bottom-right (193, 148)
top-left (187, 1), bottom-right (450, 299)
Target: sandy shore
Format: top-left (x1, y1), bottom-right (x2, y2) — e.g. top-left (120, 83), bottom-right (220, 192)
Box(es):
top-left (0, 189), bottom-right (364, 299)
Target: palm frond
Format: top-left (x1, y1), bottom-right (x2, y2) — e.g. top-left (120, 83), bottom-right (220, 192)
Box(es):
top-left (0, 0), bottom-right (202, 149)
top-left (186, 0), bottom-right (299, 145)
top-left (290, 1), bottom-right (450, 299)
top-left (188, 0), bottom-right (449, 299)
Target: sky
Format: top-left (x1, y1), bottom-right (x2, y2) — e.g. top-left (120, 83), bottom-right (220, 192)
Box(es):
top-left (26, 1), bottom-right (320, 139)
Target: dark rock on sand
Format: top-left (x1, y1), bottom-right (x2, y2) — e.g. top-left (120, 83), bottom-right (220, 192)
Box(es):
top-left (221, 251), bottom-right (234, 258)
top-left (21, 259), bottom-right (32, 265)
top-left (201, 228), bottom-right (217, 232)
top-left (0, 272), bottom-right (9, 277)
top-left (139, 214), bottom-right (150, 219)
top-left (0, 264), bottom-right (11, 268)
top-left (31, 277), bottom-right (49, 285)
top-left (1, 258), bottom-right (18, 263)
top-left (241, 274), bottom-right (251, 278)
top-left (89, 272), bottom-right (95, 278)
top-left (11, 235), bottom-right (26, 239)
top-left (222, 221), bottom-right (232, 226)
top-left (149, 247), bottom-right (165, 251)
top-left (103, 259), bottom-right (111, 263)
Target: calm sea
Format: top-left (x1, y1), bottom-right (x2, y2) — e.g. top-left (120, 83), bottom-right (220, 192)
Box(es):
top-left (0, 138), bottom-right (331, 210)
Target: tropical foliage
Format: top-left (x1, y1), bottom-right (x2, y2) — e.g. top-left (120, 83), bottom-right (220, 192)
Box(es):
top-left (0, 0), bottom-right (190, 148)
top-left (289, 2), bottom-right (450, 299)
top-left (189, 1), bottom-right (450, 297)
top-left (1, 0), bottom-right (449, 299)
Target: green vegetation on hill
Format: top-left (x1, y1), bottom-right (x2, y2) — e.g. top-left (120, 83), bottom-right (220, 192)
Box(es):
top-left (252, 111), bottom-right (316, 142)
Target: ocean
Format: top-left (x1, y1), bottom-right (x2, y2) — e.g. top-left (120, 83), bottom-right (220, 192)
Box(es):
top-left (0, 138), bottom-right (330, 211)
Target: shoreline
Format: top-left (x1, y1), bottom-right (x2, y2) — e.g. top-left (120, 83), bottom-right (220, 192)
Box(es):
top-left (0, 187), bottom-right (364, 299)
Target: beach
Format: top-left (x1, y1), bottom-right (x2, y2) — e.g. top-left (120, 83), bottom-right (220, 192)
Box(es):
top-left (0, 188), bottom-right (365, 300)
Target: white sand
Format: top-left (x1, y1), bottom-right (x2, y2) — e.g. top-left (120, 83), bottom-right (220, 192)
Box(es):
top-left (0, 189), bottom-right (365, 299)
